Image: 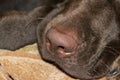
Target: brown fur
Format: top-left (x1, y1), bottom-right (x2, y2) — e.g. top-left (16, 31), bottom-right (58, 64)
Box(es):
top-left (37, 0), bottom-right (120, 80)
top-left (0, 0), bottom-right (120, 80)
top-left (0, 5), bottom-right (55, 50)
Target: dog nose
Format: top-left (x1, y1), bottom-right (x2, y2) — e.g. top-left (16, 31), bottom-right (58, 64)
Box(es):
top-left (46, 28), bottom-right (79, 58)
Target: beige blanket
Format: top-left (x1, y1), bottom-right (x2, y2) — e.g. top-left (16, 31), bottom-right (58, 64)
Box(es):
top-left (0, 44), bottom-right (106, 80)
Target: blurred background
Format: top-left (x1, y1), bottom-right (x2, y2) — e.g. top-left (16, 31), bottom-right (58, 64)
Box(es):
top-left (0, 0), bottom-right (64, 12)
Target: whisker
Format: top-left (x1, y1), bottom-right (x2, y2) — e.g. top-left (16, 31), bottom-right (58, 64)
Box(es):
top-left (103, 46), bottom-right (120, 57)
top-left (104, 49), bottom-right (118, 57)
top-left (100, 61), bottom-right (111, 71)
top-left (104, 46), bottom-right (120, 55)
top-left (92, 60), bottom-right (111, 76)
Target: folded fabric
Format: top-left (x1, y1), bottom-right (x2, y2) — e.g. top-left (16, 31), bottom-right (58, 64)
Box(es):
top-left (0, 44), bottom-right (77, 80)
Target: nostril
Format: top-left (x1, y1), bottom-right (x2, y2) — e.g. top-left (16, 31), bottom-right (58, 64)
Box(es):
top-left (56, 46), bottom-right (75, 58)
top-left (57, 46), bottom-right (68, 58)
top-left (46, 38), bottom-right (75, 58)
top-left (46, 28), bottom-right (80, 58)
top-left (58, 46), bottom-right (65, 50)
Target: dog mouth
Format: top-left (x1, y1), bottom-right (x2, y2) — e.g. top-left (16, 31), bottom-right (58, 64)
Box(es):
top-left (86, 59), bottom-right (110, 79)
top-left (39, 26), bottom-right (118, 80)
top-left (42, 42), bottom-right (110, 79)
top-left (42, 39), bottom-right (119, 79)
top-left (41, 41), bottom-right (106, 79)
top-left (59, 56), bottom-right (110, 79)
top-left (62, 56), bottom-right (109, 79)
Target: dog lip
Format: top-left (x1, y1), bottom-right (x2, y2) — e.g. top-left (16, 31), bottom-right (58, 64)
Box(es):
top-left (43, 44), bottom-right (108, 79)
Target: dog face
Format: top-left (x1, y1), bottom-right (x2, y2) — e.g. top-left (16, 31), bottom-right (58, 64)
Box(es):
top-left (37, 0), bottom-right (120, 79)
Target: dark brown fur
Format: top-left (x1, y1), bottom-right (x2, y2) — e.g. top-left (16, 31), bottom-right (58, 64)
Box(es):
top-left (0, 0), bottom-right (63, 12)
top-left (37, 0), bottom-right (120, 80)
top-left (0, 0), bottom-right (44, 12)
top-left (0, 0), bottom-right (66, 50)
top-left (0, 0), bottom-right (120, 80)
top-left (0, 5), bottom-right (55, 50)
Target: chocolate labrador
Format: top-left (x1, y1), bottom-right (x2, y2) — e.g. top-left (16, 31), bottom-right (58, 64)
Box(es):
top-left (0, 0), bottom-right (120, 80)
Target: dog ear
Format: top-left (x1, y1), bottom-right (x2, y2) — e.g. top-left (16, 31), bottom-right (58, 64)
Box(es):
top-left (0, 6), bottom-right (53, 51)
top-left (0, 0), bottom-right (67, 51)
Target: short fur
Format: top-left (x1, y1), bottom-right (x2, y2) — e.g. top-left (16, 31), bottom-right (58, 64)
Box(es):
top-left (0, 0), bottom-right (120, 80)
top-left (0, 5), bottom-right (55, 50)
top-left (37, 0), bottom-right (120, 80)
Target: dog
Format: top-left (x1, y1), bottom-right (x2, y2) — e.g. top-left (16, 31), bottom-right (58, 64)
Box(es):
top-left (0, 0), bottom-right (120, 80)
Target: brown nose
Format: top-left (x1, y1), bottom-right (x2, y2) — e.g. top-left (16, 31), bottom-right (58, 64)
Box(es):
top-left (46, 28), bottom-right (79, 58)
